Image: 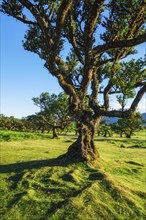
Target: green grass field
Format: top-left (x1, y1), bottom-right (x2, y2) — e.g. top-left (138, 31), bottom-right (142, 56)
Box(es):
top-left (0, 130), bottom-right (146, 220)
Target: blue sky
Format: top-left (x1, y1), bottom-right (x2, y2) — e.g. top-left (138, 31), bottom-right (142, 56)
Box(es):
top-left (1, 13), bottom-right (145, 118)
top-left (1, 14), bottom-right (63, 118)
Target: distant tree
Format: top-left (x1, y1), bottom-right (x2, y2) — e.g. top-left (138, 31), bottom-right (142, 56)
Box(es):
top-left (113, 112), bottom-right (143, 138)
top-left (32, 92), bottom-right (71, 138)
top-left (60, 122), bottom-right (76, 135)
top-left (4, 116), bottom-right (16, 130)
top-left (97, 120), bottom-right (112, 137)
top-left (0, 115), bottom-right (25, 131)
top-left (0, 114), bottom-right (7, 130)
top-left (1, 0), bottom-right (145, 162)
top-left (23, 114), bottom-right (48, 133)
top-left (111, 122), bottom-right (124, 138)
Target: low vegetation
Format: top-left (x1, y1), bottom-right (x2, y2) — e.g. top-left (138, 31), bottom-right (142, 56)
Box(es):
top-left (0, 130), bottom-right (51, 142)
top-left (0, 130), bottom-right (145, 220)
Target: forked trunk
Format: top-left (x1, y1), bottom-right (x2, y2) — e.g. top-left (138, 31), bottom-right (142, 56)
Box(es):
top-left (64, 118), bottom-right (101, 162)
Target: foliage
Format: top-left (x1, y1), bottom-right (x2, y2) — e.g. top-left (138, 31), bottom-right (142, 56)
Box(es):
top-left (24, 114), bottom-right (49, 133)
top-left (97, 119), bottom-right (113, 137)
top-left (112, 112), bottom-right (143, 138)
top-left (0, 92), bottom-right (71, 137)
top-left (59, 122), bottom-right (77, 134)
top-left (0, 114), bottom-right (25, 131)
top-left (0, 114), bottom-right (48, 133)
top-left (32, 92), bottom-right (71, 138)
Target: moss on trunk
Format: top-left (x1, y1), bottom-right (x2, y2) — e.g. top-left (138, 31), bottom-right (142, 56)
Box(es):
top-left (61, 119), bottom-right (100, 163)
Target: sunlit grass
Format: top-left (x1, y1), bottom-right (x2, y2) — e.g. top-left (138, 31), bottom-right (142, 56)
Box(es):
top-left (0, 131), bottom-right (146, 220)
top-left (0, 139), bottom-right (68, 164)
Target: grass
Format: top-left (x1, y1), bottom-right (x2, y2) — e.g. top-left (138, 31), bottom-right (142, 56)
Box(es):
top-left (0, 130), bottom-right (146, 220)
top-left (0, 130), bottom-right (52, 142)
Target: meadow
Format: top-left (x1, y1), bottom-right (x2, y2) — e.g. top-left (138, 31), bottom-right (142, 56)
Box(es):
top-left (0, 130), bottom-right (146, 220)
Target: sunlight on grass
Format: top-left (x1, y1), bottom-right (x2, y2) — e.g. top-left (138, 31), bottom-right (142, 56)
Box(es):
top-left (0, 132), bottom-right (146, 220)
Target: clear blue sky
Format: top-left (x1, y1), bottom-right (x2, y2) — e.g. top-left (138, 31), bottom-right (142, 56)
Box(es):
top-left (1, 13), bottom-right (145, 118)
top-left (1, 14), bottom-right (63, 118)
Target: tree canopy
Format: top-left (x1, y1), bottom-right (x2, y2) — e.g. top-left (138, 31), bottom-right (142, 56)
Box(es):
top-left (32, 92), bottom-right (71, 138)
top-left (1, 0), bottom-right (145, 162)
top-left (112, 112), bottom-right (143, 138)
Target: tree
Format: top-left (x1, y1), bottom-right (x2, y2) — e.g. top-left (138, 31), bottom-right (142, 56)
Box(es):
top-left (97, 120), bottom-right (112, 137)
top-left (0, 114), bottom-right (25, 131)
top-left (32, 92), bottom-right (71, 138)
top-left (111, 122), bottom-right (125, 138)
top-left (23, 114), bottom-right (48, 133)
top-left (1, 0), bottom-right (145, 163)
top-left (114, 112), bottom-right (143, 138)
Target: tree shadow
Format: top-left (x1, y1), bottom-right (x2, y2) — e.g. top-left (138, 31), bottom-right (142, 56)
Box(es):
top-left (94, 137), bottom-right (146, 143)
top-left (7, 192), bottom-right (27, 208)
top-left (45, 183), bottom-right (93, 218)
top-left (0, 156), bottom-right (73, 174)
top-left (95, 137), bottom-right (126, 142)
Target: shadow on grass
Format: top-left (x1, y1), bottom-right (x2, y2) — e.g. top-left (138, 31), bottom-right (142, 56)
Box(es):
top-left (0, 156), bottom-right (72, 174)
top-left (45, 180), bottom-right (97, 218)
top-left (94, 137), bottom-right (145, 143)
top-left (7, 192), bottom-right (27, 208)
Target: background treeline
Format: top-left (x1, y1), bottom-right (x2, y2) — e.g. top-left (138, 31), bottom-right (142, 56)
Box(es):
top-left (0, 113), bottom-right (145, 142)
top-left (0, 92), bottom-right (145, 141)
top-left (0, 113), bottom-right (74, 134)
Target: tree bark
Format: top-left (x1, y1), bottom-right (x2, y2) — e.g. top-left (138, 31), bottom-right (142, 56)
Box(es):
top-left (63, 117), bottom-right (101, 162)
top-left (52, 124), bottom-right (58, 139)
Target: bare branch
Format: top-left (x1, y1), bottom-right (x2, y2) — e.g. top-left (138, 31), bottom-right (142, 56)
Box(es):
top-left (15, 15), bottom-right (37, 25)
top-left (129, 84), bottom-right (146, 112)
top-left (84, 0), bottom-right (104, 42)
top-left (93, 33), bottom-right (146, 56)
top-left (18, 0), bottom-right (48, 29)
top-left (55, 0), bottom-right (73, 40)
top-left (67, 12), bottom-right (84, 64)
top-left (99, 90), bottom-right (122, 94)
top-left (92, 85), bottom-right (146, 118)
top-left (103, 82), bottom-right (113, 110)
top-left (95, 58), bottom-right (114, 67)
top-left (96, 110), bottom-right (129, 118)
top-left (44, 61), bottom-right (80, 111)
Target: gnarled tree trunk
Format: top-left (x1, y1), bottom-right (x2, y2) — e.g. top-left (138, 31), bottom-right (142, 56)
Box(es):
top-left (64, 117), bottom-right (101, 162)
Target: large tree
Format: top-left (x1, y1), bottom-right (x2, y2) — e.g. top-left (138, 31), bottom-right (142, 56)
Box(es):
top-left (1, 0), bottom-right (146, 163)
